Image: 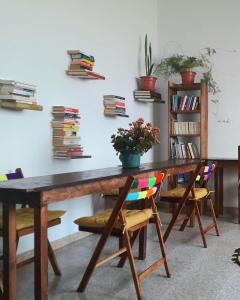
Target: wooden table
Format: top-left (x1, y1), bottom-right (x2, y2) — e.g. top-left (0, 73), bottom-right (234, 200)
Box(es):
top-left (0, 160), bottom-right (200, 300)
top-left (206, 157), bottom-right (239, 222)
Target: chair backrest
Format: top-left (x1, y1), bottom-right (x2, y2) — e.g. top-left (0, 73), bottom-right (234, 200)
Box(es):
top-left (0, 168), bottom-right (24, 182)
top-left (126, 173), bottom-right (166, 201)
top-left (195, 163), bottom-right (215, 188)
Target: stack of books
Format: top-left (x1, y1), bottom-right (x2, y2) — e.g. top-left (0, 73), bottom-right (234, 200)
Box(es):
top-left (171, 95), bottom-right (200, 112)
top-left (52, 106), bottom-right (84, 159)
top-left (171, 121), bottom-right (200, 135)
top-left (0, 79), bottom-right (42, 110)
top-left (103, 95), bottom-right (128, 117)
top-left (66, 50), bottom-right (105, 80)
top-left (170, 138), bottom-right (200, 159)
top-left (133, 90), bottom-right (163, 102)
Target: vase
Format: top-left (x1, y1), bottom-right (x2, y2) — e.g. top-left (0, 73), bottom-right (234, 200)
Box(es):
top-left (119, 151), bottom-right (141, 168)
top-left (139, 76), bottom-right (157, 91)
top-left (180, 71), bottom-right (196, 86)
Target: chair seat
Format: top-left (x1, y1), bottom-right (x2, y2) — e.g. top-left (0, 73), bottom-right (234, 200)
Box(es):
top-left (0, 208), bottom-right (65, 231)
top-left (74, 208), bottom-right (153, 230)
top-left (161, 187), bottom-right (208, 201)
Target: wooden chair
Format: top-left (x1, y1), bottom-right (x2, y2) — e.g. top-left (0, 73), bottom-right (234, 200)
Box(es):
top-left (74, 172), bottom-right (170, 300)
top-left (0, 168), bottom-right (65, 295)
top-left (160, 163), bottom-right (220, 248)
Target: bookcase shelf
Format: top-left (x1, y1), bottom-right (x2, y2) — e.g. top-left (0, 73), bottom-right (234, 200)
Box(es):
top-left (168, 81), bottom-right (208, 160)
top-left (135, 99), bottom-right (165, 104)
top-left (0, 101), bottom-right (43, 111)
top-left (170, 110), bottom-right (200, 114)
top-left (66, 71), bottom-right (105, 80)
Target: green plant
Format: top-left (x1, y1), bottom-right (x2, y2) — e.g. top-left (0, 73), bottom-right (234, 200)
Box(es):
top-left (155, 48), bottom-right (220, 94)
top-left (144, 34), bottom-right (154, 76)
top-left (111, 118), bottom-right (160, 156)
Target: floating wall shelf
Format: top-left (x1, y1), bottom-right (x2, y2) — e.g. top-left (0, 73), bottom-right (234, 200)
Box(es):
top-left (0, 101), bottom-right (43, 111)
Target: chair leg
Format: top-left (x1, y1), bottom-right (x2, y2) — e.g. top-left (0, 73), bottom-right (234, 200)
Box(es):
top-left (117, 230), bottom-right (139, 268)
top-left (208, 196), bottom-right (220, 236)
top-left (179, 203), bottom-right (195, 232)
top-left (124, 229), bottom-right (143, 300)
top-left (194, 201), bottom-right (207, 248)
top-left (152, 202), bottom-right (171, 278)
top-left (47, 239), bottom-right (62, 276)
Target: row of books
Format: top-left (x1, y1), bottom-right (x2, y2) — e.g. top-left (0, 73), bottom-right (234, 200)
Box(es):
top-left (171, 95), bottom-right (200, 112)
top-left (134, 90), bottom-right (162, 102)
top-left (103, 95), bottom-right (128, 117)
top-left (0, 79), bottom-right (39, 108)
top-left (52, 106), bottom-right (84, 159)
top-left (66, 50), bottom-right (105, 80)
top-left (170, 138), bottom-right (200, 159)
top-left (172, 121), bottom-right (200, 135)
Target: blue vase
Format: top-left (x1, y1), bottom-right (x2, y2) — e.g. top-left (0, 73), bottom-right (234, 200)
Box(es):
top-left (119, 151), bottom-right (141, 168)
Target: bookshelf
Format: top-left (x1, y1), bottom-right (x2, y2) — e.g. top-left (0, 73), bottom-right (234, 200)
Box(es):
top-left (168, 81), bottom-right (208, 160)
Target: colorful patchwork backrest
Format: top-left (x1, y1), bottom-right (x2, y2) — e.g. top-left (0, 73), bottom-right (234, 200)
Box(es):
top-left (126, 172), bottom-right (166, 201)
top-left (0, 168), bottom-right (23, 182)
top-left (195, 163), bottom-right (215, 187)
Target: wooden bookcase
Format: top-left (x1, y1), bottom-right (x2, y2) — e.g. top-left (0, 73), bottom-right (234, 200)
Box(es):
top-left (168, 81), bottom-right (208, 160)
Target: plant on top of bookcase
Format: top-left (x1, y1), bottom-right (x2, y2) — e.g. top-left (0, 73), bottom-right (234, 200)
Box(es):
top-left (111, 118), bottom-right (160, 168)
top-left (139, 34), bottom-right (158, 92)
top-left (154, 48), bottom-right (220, 94)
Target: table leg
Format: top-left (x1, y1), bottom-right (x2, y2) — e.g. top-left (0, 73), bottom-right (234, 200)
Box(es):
top-left (3, 202), bottom-right (17, 300)
top-left (34, 203), bottom-right (48, 300)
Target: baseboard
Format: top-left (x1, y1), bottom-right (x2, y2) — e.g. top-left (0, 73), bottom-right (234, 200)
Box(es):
top-left (17, 231), bottom-right (91, 263)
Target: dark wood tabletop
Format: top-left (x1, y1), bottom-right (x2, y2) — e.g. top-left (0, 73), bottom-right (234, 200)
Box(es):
top-left (0, 159), bottom-right (200, 192)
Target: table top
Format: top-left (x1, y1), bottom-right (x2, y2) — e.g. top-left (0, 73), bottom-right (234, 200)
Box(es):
top-left (0, 159), bottom-right (199, 193)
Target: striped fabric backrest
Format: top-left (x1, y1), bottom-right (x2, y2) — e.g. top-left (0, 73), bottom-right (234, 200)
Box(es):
top-left (126, 173), bottom-right (165, 201)
top-left (195, 164), bottom-right (215, 186)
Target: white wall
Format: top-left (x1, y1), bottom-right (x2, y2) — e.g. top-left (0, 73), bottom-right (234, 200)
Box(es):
top-left (0, 0), bottom-right (159, 253)
top-left (156, 0), bottom-right (240, 207)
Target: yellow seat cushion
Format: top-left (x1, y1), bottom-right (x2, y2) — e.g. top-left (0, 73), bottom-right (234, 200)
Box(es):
top-left (74, 208), bottom-right (153, 230)
top-left (161, 187), bottom-right (208, 201)
top-left (102, 189), bottom-right (119, 196)
top-left (0, 208), bottom-right (65, 232)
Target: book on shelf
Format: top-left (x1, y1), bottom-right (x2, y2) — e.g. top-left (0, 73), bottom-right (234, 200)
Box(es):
top-left (170, 137), bottom-right (200, 159)
top-left (67, 50), bottom-right (95, 62)
top-left (103, 95), bottom-right (128, 117)
top-left (171, 121), bottom-right (200, 135)
top-left (171, 95), bottom-right (200, 112)
top-left (52, 106), bottom-right (86, 158)
top-left (134, 90), bottom-right (163, 103)
top-left (0, 80), bottom-right (36, 91)
top-left (66, 70), bottom-right (105, 80)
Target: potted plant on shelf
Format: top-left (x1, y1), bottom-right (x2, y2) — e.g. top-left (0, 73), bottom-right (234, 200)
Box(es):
top-left (139, 34), bottom-right (157, 91)
top-left (154, 48), bottom-right (220, 94)
top-left (111, 118), bottom-right (160, 168)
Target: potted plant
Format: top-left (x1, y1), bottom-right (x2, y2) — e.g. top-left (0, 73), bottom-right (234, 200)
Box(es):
top-left (139, 34), bottom-right (157, 91)
top-left (111, 118), bottom-right (160, 168)
top-left (155, 48), bottom-right (220, 94)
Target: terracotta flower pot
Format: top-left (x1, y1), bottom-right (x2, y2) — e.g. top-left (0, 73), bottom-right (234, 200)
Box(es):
top-left (180, 71), bottom-right (196, 86)
top-left (139, 76), bottom-right (157, 91)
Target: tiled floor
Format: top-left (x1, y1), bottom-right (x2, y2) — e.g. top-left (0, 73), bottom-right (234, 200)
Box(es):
top-left (17, 212), bottom-right (240, 300)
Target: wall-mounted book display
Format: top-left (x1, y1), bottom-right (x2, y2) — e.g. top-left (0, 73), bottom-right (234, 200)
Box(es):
top-left (51, 106), bottom-right (91, 159)
top-left (66, 50), bottom-right (105, 80)
top-left (0, 80), bottom-right (43, 111)
top-left (134, 90), bottom-right (165, 103)
top-left (103, 95), bottom-right (129, 117)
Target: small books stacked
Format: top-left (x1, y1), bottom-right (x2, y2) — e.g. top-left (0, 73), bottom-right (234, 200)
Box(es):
top-left (0, 79), bottom-right (42, 110)
top-left (66, 50), bottom-right (105, 80)
top-left (171, 121), bottom-right (200, 135)
top-left (171, 95), bottom-right (200, 112)
top-left (134, 90), bottom-right (163, 102)
top-left (103, 95), bottom-right (128, 117)
top-left (52, 106), bottom-right (84, 159)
